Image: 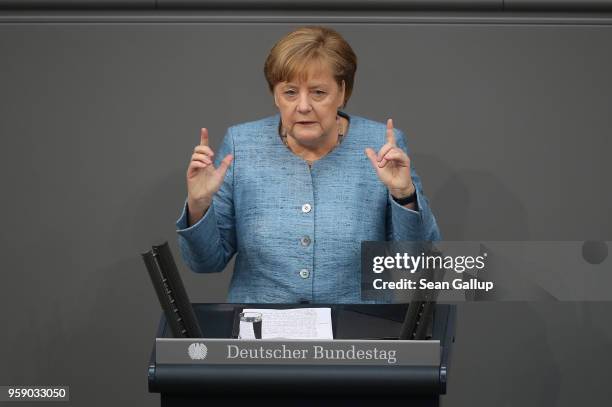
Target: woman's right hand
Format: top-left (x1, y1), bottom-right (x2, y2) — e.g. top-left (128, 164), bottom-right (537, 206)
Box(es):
top-left (186, 128), bottom-right (233, 224)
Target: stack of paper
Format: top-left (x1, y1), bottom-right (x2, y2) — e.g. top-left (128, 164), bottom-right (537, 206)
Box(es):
top-left (238, 308), bottom-right (333, 340)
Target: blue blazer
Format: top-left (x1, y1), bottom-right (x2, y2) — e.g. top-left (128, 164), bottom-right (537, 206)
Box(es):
top-left (176, 113), bottom-right (440, 303)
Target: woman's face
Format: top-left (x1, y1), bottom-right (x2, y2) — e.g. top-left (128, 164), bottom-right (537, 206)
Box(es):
top-left (274, 62), bottom-right (346, 147)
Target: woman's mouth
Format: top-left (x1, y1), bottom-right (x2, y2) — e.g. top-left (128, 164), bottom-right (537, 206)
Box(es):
top-left (297, 121), bottom-right (317, 126)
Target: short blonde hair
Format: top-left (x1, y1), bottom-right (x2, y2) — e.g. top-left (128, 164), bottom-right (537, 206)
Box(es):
top-left (264, 26), bottom-right (357, 107)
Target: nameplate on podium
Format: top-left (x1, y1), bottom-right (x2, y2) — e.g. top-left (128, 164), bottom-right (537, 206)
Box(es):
top-left (156, 338), bottom-right (440, 367)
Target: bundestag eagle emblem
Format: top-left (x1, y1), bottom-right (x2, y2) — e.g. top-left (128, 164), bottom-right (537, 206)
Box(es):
top-left (187, 343), bottom-right (208, 360)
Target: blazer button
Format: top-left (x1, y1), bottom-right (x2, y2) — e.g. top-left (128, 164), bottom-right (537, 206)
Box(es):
top-left (300, 236), bottom-right (311, 246)
top-left (302, 203), bottom-right (312, 213)
top-left (299, 269), bottom-right (310, 279)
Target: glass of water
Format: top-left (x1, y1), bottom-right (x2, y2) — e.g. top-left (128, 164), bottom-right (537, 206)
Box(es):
top-left (239, 311), bottom-right (263, 339)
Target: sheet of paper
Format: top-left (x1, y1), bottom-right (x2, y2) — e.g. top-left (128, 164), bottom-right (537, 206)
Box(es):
top-left (238, 308), bottom-right (333, 340)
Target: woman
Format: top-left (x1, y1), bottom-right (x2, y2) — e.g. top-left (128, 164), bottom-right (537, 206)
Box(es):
top-left (176, 26), bottom-right (440, 303)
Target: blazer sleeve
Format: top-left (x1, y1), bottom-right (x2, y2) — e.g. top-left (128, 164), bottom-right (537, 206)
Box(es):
top-left (175, 127), bottom-right (237, 273)
top-left (386, 129), bottom-right (441, 242)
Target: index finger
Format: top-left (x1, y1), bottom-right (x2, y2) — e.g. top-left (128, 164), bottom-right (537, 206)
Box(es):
top-left (200, 128), bottom-right (209, 147)
top-left (386, 118), bottom-right (396, 145)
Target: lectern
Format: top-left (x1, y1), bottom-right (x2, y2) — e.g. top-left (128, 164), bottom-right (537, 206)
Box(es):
top-left (147, 303), bottom-right (456, 407)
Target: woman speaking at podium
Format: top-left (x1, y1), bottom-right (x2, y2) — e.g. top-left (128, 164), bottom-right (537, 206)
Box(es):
top-left (176, 26), bottom-right (440, 303)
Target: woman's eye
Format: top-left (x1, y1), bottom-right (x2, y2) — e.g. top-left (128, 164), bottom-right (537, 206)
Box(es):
top-left (284, 90), bottom-right (297, 96)
top-left (314, 90), bottom-right (326, 96)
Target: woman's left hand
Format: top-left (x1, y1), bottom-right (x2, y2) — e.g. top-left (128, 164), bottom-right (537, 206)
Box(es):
top-left (365, 118), bottom-right (416, 199)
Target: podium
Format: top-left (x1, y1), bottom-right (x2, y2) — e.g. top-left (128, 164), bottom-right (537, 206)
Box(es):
top-left (147, 303), bottom-right (456, 406)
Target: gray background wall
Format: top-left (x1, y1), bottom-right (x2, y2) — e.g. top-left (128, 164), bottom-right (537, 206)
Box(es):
top-left (0, 13), bottom-right (611, 406)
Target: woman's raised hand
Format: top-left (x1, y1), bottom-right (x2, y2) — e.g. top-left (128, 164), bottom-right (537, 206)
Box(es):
top-left (365, 119), bottom-right (415, 199)
top-left (186, 128), bottom-right (233, 220)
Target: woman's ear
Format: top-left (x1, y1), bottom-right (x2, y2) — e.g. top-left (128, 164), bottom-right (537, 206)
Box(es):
top-left (273, 87), bottom-right (280, 108)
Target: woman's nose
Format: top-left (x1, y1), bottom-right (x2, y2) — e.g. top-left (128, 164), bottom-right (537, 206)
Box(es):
top-left (296, 93), bottom-right (312, 113)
